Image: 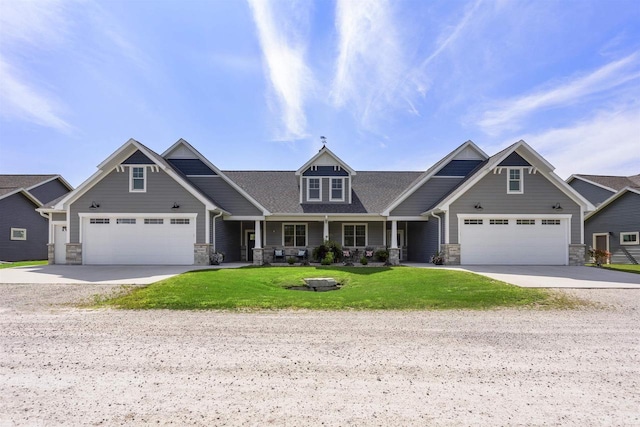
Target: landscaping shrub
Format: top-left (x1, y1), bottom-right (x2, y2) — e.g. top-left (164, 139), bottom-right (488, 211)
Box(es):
top-left (374, 249), bottom-right (389, 262)
top-left (321, 251), bottom-right (334, 265)
top-left (360, 256), bottom-right (368, 265)
top-left (287, 257), bottom-right (296, 265)
top-left (313, 240), bottom-right (343, 262)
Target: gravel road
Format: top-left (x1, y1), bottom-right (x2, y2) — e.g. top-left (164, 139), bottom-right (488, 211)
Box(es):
top-left (1, 283), bottom-right (638, 426)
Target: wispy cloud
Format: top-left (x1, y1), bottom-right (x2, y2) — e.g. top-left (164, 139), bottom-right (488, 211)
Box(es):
top-left (520, 106), bottom-right (640, 179)
top-left (477, 52), bottom-right (640, 135)
top-left (0, 0), bottom-right (73, 132)
top-left (247, 0), bottom-right (314, 141)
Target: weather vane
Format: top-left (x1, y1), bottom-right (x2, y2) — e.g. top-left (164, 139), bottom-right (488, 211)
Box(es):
top-left (320, 136), bottom-right (327, 147)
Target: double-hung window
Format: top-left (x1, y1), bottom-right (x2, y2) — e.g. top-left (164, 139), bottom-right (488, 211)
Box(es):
top-left (507, 168), bottom-right (523, 194)
top-left (330, 178), bottom-right (344, 201)
top-left (130, 167), bottom-right (146, 192)
top-left (307, 178), bottom-right (320, 201)
top-left (283, 224), bottom-right (307, 247)
top-left (343, 224), bottom-right (366, 247)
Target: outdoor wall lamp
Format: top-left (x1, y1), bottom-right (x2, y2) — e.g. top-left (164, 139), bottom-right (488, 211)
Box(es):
top-left (171, 202), bottom-right (180, 209)
top-left (474, 202), bottom-right (483, 210)
top-left (89, 201), bottom-right (100, 209)
top-left (552, 203), bottom-right (563, 211)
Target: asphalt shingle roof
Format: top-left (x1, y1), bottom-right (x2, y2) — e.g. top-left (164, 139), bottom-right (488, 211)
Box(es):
top-left (223, 171), bottom-right (422, 214)
top-left (0, 175), bottom-right (58, 198)
top-left (574, 174), bottom-right (640, 191)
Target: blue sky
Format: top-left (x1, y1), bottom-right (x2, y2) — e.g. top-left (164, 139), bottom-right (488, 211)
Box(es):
top-left (1, 0), bottom-right (639, 187)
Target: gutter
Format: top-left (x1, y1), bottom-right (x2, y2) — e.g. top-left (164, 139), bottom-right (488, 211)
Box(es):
top-left (431, 212), bottom-right (442, 248)
top-left (211, 211), bottom-right (223, 252)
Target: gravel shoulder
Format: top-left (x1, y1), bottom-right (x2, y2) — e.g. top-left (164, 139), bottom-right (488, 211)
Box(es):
top-left (1, 283), bottom-right (638, 426)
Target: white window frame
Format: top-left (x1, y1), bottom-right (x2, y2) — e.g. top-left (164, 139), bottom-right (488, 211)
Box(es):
top-left (343, 223), bottom-right (367, 248)
top-left (620, 232), bottom-right (639, 246)
top-left (130, 166), bottom-right (146, 193)
top-left (330, 178), bottom-right (345, 202)
top-left (10, 228), bottom-right (27, 241)
top-left (507, 168), bottom-right (523, 194)
top-left (307, 178), bottom-right (321, 202)
top-left (283, 223), bottom-right (307, 247)
top-left (144, 218), bottom-right (164, 225)
top-left (116, 218), bottom-right (136, 224)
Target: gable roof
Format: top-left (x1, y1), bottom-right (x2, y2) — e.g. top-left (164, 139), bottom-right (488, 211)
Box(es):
top-left (0, 175), bottom-right (72, 205)
top-left (225, 170), bottom-right (421, 214)
top-left (584, 187), bottom-right (640, 221)
top-left (423, 140), bottom-right (595, 214)
top-left (52, 138), bottom-right (227, 213)
top-left (382, 140), bottom-right (488, 215)
top-left (162, 139), bottom-right (269, 215)
top-left (567, 174), bottom-right (640, 193)
top-left (295, 145), bottom-right (356, 176)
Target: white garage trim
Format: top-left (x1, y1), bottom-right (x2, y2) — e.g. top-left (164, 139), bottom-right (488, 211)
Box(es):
top-left (457, 214), bottom-right (571, 265)
top-left (79, 213), bottom-right (197, 265)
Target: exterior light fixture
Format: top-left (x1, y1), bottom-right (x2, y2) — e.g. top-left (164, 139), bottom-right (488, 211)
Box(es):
top-left (171, 202), bottom-right (180, 209)
top-left (89, 201), bottom-right (100, 209)
top-left (474, 202), bottom-right (483, 210)
top-left (552, 203), bottom-right (563, 211)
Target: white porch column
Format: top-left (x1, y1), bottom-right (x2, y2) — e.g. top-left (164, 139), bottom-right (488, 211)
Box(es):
top-left (391, 220), bottom-right (398, 249)
top-left (254, 220), bottom-right (262, 249)
top-left (323, 216), bottom-right (329, 241)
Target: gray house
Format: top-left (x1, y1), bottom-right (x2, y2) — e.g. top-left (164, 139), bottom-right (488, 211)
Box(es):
top-left (568, 174), bottom-right (640, 264)
top-left (0, 175), bottom-right (72, 262)
top-left (39, 138), bottom-right (593, 266)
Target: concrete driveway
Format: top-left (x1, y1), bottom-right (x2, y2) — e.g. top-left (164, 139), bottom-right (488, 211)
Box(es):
top-left (0, 263), bottom-right (249, 285)
top-left (450, 265), bottom-right (640, 289)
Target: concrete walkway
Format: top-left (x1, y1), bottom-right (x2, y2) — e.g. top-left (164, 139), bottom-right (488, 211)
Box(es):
top-left (406, 263), bottom-right (640, 289)
top-left (0, 263), bottom-right (250, 285)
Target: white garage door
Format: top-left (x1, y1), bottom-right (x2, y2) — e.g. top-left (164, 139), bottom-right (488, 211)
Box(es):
top-left (83, 215), bottom-right (196, 265)
top-left (459, 216), bottom-right (569, 265)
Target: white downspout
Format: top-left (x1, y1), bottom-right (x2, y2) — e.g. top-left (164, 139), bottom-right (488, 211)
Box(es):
top-left (211, 211), bottom-right (223, 252)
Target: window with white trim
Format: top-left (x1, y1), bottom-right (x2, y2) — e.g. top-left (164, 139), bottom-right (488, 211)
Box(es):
top-left (10, 228), bottom-right (26, 240)
top-left (283, 224), bottom-right (307, 247)
top-left (620, 232), bottom-right (639, 245)
top-left (116, 218), bottom-right (136, 224)
top-left (89, 218), bottom-right (110, 224)
top-left (464, 219), bottom-right (483, 225)
top-left (507, 168), bottom-right (523, 194)
top-left (307, 178), bottom-right (320, 201)
top-left (170, 218), bottom-right (190, 225)
top-left (330, 178), bottom-right (344, 201)
top-left (144, 218), bottom-right (163, 225)
top-left (130, 166), bottom-right (146, 192)
top-left (490, 219), bottom-right (509, 225)
top-left (343, 224), bottom-right (367, 247)
top-left (516, 219), bottom-right (535, 225)
top-left (541, 219), bottom-right (561, 225)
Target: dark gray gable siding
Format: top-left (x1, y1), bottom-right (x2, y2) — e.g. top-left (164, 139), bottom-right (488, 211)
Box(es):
top-left (69, 168), bottom-right (207, 243)
top-left (585, 191), bottom-right (640, 264)
top-left (302, 166), bottom-right (349, 176)
top-left (569, 179), bottom-right (615, 206)
top-left (214, 218), bottom-right (241, 262)
top-left (449, 171), bottom-right (581, 244)
top-left (167, 159), bottom-right (217, 176)
top-left (0, 193), bottom-right (48, 261)
top-left (391, 177), bottom-right (463, 216)
top-left (498, 152), bottom-right (531, 167)
top-left (122, 150), bottom-right (155, 165)
top-left (407, 220), bottom-right (438, 262)
top-left (188, 176), bottom-right (262, 216)
top-left (29, 178), bottom-right (70, 205)
top-left (435, 160), bottom-right (484, 177)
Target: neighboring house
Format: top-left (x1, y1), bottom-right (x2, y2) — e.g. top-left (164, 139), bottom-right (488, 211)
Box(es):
top-left (0, 175), bottom-right (73, 262)
top-left (39, 138), bottom-right (593, 266)
top-left (568, 174), bottom-right (640, 264)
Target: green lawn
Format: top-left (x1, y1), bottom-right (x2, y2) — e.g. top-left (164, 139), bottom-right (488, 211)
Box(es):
top-left (594, 264), bottom-right (640, 274)
top-left (102, 266), bottom-right (583, 310)
top-left (0, 260), bottom-right (47, 269)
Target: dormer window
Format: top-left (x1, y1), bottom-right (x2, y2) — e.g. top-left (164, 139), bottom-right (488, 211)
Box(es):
top-left (130, 167), bottom-right (146, 192)
top-left (507, 168), bottom-right (523, 194)
top-left (307, 178), bottom-right (320, 201)
top-left (330, 178), bottom-right (344, 201)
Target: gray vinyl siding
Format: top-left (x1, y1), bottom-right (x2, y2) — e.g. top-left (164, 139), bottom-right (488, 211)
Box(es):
top-left (29, 179), bottom-right (70, 204)
top-left (302, 177), bottom-right (350, 204)
top-left (0, 193), bottom-right (48, 261)
top-left (69, 168), bottom-right (207, 243)
top-left (188, 176), bottom-right (262, 216)
top-left (569, 179), bottom-right (615, 206)
top-left (585, 192), bottom-right (640, 264)
top-left (407, 221), bottom-right (437, 262)
top-left (52, 213), bottom-right (66, 222)
top-left (391, 177), bottom-right (463, 216)
top-left (449, 171), bottom-right (581, 244)
top-left (214, 218), bottom-right (241, 262)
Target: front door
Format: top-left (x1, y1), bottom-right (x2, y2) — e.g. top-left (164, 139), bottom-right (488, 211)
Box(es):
top-left (246, 230), bottom-right (255, 262)
top-left (593, 233), bottom-right (609, 263)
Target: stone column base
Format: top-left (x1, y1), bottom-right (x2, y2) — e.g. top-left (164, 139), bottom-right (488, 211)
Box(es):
top-left (441, 244), bottom-right (460, 265)
top-left (569, 244), bottom-right (586, 266)
top-left (47, 244), bottom-right (55, 264)
top-left (194, 244), bottom-right (211, 265)
top-left (66, 243), bottom-right (82, 265)
top-left (388, 248), bottom-right (400, 265)
top-left (253, 248), bottom-right (264, 266)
